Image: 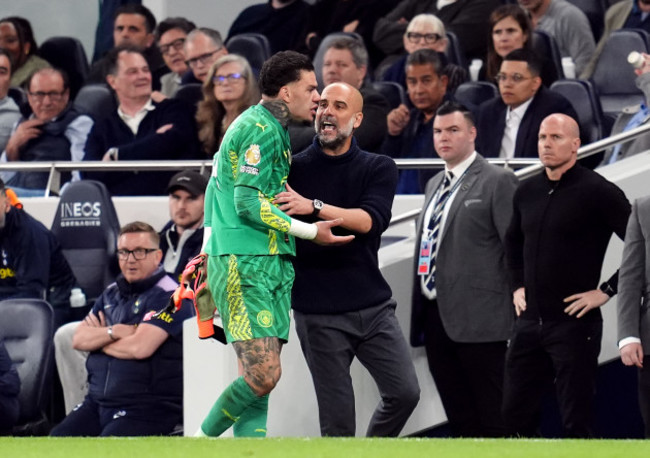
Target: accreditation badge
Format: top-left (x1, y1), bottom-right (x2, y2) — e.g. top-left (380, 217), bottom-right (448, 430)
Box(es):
top-left (418, 239), bottom-right (432, 275)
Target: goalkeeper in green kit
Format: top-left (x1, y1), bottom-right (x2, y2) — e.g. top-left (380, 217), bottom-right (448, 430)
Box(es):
top-left (188, 51), bottom-right (354, 438)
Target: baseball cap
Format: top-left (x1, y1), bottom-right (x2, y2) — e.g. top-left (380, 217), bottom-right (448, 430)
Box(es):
top-left (166, 170), bottom-right (209, 196)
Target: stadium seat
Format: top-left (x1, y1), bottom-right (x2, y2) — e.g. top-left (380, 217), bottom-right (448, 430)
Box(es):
top-left (453, 81), bottom-right (499, 113)
top-left (371, 81), bottom-right (407, 109)
top-left (591, 29), bottom-right (650, 117)
top-left (550, 78), bottom-right (607, 144)
top-left (39, 36), bottom-right (90, 100)
top-left (0, 299), bottom-right (54, 435)
top-left (73, 84), bottom-right (115, 121)
top-left (531, 30), bottom-right (564, 84)
top-left (50, 180), bottom-right (120, 310)
top-left (225, 33), bottom-right (271, 75)
top-left (445, 31), bottom-right (466, 69)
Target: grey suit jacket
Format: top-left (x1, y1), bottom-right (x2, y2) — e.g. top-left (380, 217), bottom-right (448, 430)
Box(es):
top-left (617, 196), bottom-right (650, 354)
top-left (410, 154), bottom-right (518, 346)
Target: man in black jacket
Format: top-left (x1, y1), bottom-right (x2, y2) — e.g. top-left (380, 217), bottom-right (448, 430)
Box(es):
top-left (159, 170), bottom-right (207, 282)
top-left (276, 82), bottom-right (420, 437)
top-left (503, 113), bottom-right (630, 437)
top-left (476, 49), bottom-right (577, 159)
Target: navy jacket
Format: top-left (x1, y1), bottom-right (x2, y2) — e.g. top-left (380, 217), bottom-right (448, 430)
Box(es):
top-left (83, 99), bottom-right (200, 196)
top-left (476, 86), bottom-right (578, 158)
top-left (86, 267), bottom-right (194, 409)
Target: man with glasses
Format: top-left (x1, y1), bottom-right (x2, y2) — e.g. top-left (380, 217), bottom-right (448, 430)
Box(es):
top-left (154, 17), bottom-right (196, 98)
top-left (51, 221), bottom-right (194, 437)
top-left (475, 49), bottom-right (577, 159)
top-left (0, 67), bottom-right (93, 195)
top-left (182, 28), bottom-right (228, 84)
top-left (83, 46), bottom-right (200, 196)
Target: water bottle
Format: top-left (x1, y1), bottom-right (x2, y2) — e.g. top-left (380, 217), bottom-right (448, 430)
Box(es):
top-left (561, 57), bottom-right (576, 79)
top-left (69, 287), bottom-right (87, 320)
top-left (628, 51), bottom-right (645, 69)
top-left (70, 288), bottom-right (86, 308)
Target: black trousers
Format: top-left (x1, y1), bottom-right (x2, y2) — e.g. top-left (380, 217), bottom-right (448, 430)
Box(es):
top-left (502, 319), bottom-right (602, 438)
top-left (50, 396), bottom-right (181, 436)
top-left (422, 300), bottom-right (508, 437)
top-left (294, 300), bottom-right (420, 437)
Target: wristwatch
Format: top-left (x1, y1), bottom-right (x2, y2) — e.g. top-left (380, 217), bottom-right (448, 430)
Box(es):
top-left (599, 281), bottom-right (615, 297)
top-left (107, 326), bottom-right (117, 341)
top-left (106, 147), bottom-right (119, 161)
top-left (312, 199), bottom-right (324, 216)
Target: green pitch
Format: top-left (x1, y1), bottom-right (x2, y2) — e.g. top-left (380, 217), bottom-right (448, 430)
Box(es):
top-left (3, 437), bottom-right (650, 458)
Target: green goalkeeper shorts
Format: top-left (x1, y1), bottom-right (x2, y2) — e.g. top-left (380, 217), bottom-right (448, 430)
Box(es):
top-left (208, 254), bottom-right (294, 343)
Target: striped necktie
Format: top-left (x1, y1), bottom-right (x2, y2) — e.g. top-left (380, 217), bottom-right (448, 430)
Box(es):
top-left (424, 171), bottom-right (453, 294)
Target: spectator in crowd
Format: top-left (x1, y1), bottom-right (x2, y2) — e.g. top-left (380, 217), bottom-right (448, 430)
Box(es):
top-left (159, 170), bottom-right (207, 282)
top-left (373, 0), bottom-right (500, 64)
top-left (87, 4), bottom-right (167, 91)
top-left (503, 114), bottom-right (630, 437)
top-left (617, 195), bottom-right (650, 438)
top-left (601, 52), bottom-right (650, 165)
top-left (0, 16), bottom-right (50, 88)
top-left (379, 14), bottom-right (467, 94)
top-left (582, 0), bottom-right (650, 79)
top-left (1, 68), bottom-right (93, 195)
top-left (0, 178), bottom-right (76, 329)
top-left (0, 339), bottom-right (20, 435)
top-left (182, 28), bottom-right (228, 85)
top-left (476, 49), bottom-right (577, 159)
top-left (517, 0), bottom-right (595, 77)
top-left (54, 171), bottom-right (208, 414)
top-left (290, 36), bottom-right (389, 153)
top-left (276, 82), bottom-right (419, 436)
top-left (83, 46), bottom-right (200, 196)
top-left (378, 49), bottom-right (449, 193)
top-left (410, 101), bottom-right (516, 437)
top-left (155, 17), bottom-right (196, 98)
top-left (50, 221), bottom-right (194, 437)
top-left (227, 0), bottom-right (310, 54)
top-left (300, 0), bottom-right (396, 65)
top-left (0, 49), bottom-right (21, 152)
top-left (484, 5), bottom-right (557, 85)
top-left (196, 54), bottom-right (259, 155)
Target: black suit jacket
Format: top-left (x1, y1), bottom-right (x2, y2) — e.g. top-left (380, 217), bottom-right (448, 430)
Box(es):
top-left (475, 86), bottom-right (578, 158)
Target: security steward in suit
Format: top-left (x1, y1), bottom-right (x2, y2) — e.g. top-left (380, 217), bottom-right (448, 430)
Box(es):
top-left (410, 101), bottom-right (518, 437)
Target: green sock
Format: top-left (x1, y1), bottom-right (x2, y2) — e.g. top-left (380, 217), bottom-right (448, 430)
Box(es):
top-left (233, 394), bottom-right (269, 437)
top-left (200, 376), bottom-right (259, 437)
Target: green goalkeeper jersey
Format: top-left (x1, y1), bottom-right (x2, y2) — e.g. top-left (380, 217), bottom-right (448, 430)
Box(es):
top-left (204, 103), bottom-right (295, 256)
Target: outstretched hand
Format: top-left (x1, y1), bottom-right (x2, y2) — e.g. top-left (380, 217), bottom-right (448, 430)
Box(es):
top-left (563, 289), bottom-right (609, 318)
top-left (274, 183), bottom-right (313, 216)
top-left (314, 218), bottom-right (354, 246)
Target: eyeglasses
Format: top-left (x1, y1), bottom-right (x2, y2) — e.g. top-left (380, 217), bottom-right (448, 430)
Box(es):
top-left (213, 73), bottom-right (245, 85)
top-left (117, 248), bottom-right (158, 261)
top-left (185, 48), bottom-right (222, 68)
top-left (28, 90), bottom-right (67, 102)
top-left (495, 73), bottom-right (532, 84)
top-left (159, 37), bottom-right (186, 55)
top-left (406, 32), bottom-right (442, 44)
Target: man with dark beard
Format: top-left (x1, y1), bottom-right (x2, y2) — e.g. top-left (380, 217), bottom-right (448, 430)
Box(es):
top-left (275, 82), bottom-right (420, 436)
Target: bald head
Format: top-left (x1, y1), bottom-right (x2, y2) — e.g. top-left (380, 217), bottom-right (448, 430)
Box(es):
top-left (315, 82), bottom-right (364, 155)
top-left (538, 113), bottom-right (581, 178)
